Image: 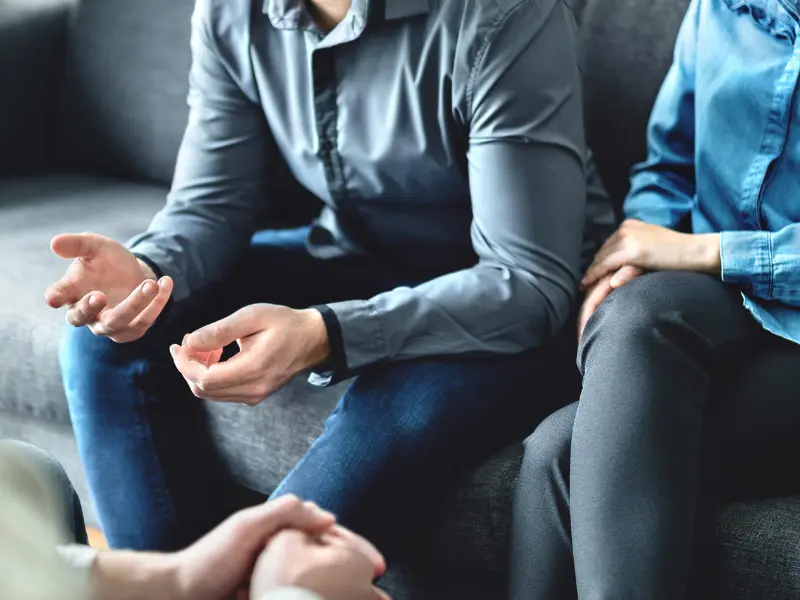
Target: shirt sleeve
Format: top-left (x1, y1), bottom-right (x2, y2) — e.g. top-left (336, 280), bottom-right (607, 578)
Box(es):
top-left (623, 0), bottom-right (700, 229)
top-left (127, 0), bottom-right (274, 301)
top-left (321, 0), bottom-right (587, 374)
top-left (257, 588), bottom-right (325, 600)
top-left (721, 225), bottom-right (800, 306)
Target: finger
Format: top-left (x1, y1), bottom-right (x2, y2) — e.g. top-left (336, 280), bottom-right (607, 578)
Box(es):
top-left (65, 292), bottom-right (108, 327)
top-left (610, 266), bottom-right (643, 289)
top-left (185, 349), bottom-right (265, 394)
top-left (128, 277), bottom-right (174, 331)
top-left (185, 306), bottom-right (261, 352)
top-left (371, 586), bottom-right (393, 600)
top-left (171, 344), bottom-right (210, 384)
top-left (181, 332), bottom-right (223, 367)
top-left (187, 380), bottom-right (273, 404)
top-left (50, 232), bottom-right (105, 260)
top-left (95, 280), bottom-right (159, 333)
top-left (326, 526), bottom-right (386, 577)
top-left (232, 497), bottom-right (336, 545)
top-left (577, 280), bottom-right (613, 342)
top-left (45, 279), bottom-right (81, 309)
top-left (582, 254), bottom-right (623, 289)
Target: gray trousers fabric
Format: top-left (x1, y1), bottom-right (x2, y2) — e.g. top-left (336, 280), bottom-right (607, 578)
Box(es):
top-left (509, 272), bottom-right (800, 600)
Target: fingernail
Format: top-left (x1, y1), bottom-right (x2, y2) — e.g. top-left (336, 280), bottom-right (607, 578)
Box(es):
top-left (305, 501), bottom-right (334, 519)
top-left (142, 282), bottom-right (157, 296)
top-left (169, 345), bottom-right (177, 358)
top-left (89, 295), bottom-right (101, 309)
top-left (158, 277), bottom-right (168, 288)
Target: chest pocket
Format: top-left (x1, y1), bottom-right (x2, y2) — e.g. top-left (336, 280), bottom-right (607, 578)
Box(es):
top-left (723, 0), bottom-right (800, 42)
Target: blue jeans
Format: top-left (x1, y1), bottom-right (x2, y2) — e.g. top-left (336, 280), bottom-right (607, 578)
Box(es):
top-left (62, 227), bottom-right (578, 553)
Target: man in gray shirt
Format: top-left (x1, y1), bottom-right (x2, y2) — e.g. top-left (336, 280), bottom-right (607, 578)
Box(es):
top-left (47, 0), bottom-right (611, 554)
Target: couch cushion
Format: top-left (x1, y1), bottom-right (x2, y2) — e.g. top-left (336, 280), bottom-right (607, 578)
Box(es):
top-left (720, 497), bottom-right (800, 599)
top-left (0, 174), bottom-right (168, 422)
top-left (568, 0), bottom-right (692, 208)
top-left (57, 0), bottom-right (194, 184)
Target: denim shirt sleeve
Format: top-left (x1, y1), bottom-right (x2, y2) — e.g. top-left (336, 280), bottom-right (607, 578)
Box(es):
top-left (623, 0), bottom-right (700, 229)
top-left (127, 0), bottom-right (272, 301)
top-left (721, 226), bottom-right (800, 305)
top-left (324, 0), bottom-right (586, 372)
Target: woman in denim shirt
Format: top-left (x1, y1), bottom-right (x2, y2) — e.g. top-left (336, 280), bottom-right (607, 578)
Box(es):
top-left (510, 0), bottom-right (800, 598)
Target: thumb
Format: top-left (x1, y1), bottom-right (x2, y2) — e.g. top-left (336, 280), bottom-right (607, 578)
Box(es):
top-left (235, 497), bottom-right (336, 545)
top-left (51, 233), bottom-right (106, 260)
top-left (610, 266), bottom-right (643, 289)
top-left (185, 306), bottom-right (261, 351)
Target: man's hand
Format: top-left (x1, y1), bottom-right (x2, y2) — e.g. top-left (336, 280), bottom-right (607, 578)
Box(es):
top-left (170, 304), bottom-right (331, 405)
top-left (250, 526), bottom-right (390, 600)
top-left (45, 233), bottom-right (173, 343)
top-left (577, 266), bottom-right (643, 342)
top-left (91, 496), bottom-right (337, 600)
top-left (581, 220), bottom-right (721, 289)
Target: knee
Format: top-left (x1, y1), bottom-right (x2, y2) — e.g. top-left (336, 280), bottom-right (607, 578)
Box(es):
top-left (0, 441), bottom-right (76, 532)
top-left (519, 404), bottom-right (576, 484)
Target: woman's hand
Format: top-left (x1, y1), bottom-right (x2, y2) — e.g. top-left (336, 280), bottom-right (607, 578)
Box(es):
top-left (581, 220), bottom-right (720, 289)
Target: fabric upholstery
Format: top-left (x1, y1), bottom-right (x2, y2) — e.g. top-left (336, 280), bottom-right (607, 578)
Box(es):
top-left (568, 0), bottom-right (693, 207)
top-left (0, 0), bottom-right (74, 177)
top-left (0, 175), bottom-right (167, 421)
top-left (57, 0), bottom-right (194, 184)
top-left (1, 0), bottom-right (799, 598)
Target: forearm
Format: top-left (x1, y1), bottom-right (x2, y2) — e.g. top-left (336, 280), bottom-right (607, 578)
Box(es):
top-left (325, 262), bottom-right (575, 374)
top-left (91, 551), bottom-right (179, 600)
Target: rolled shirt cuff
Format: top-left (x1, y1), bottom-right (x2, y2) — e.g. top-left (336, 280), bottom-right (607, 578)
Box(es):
top-left (720, 230), bottom-right (772, 298)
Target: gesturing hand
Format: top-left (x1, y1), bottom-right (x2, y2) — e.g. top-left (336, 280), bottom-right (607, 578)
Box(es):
top-left (250, 526), bottom-right (390, 600)
top-left (581, 220), bottom-right (720, 289)
top-left (44, 233), bottom-right (173, 343)
top-left (171, 304), bottom-right (331, 405)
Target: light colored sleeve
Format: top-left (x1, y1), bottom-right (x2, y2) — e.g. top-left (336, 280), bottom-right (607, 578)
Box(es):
top-left (325, 0), bottom-right (587, 372)
top-left (257, 587), bottom-right (325, 600)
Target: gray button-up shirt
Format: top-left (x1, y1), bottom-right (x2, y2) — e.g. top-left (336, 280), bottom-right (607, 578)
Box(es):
top-left (129, 0), bottom-right (614, 374)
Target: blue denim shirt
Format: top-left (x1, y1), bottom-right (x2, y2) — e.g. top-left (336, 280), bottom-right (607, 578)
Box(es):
top-left (626, 0), bottom-right (800, 344)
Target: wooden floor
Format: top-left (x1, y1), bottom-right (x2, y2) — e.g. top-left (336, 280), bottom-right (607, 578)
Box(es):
top-left (86, 527), bottom-right (107, 550)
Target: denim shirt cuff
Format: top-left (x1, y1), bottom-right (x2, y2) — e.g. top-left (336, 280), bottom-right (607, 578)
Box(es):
top-left (720, 230), bottom-right (773, 297)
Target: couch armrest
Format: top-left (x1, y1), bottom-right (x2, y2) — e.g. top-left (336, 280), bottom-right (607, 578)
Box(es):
top-left (0, 0), bottom-right (75, 179)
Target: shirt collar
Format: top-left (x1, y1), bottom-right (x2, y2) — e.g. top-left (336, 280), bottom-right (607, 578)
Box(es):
top-left (264, 0), bottom-right (429, 29)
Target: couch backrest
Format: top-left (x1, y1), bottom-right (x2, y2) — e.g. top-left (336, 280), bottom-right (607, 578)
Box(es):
top-left (569, 0), bottom-right (692, 207)
top-left (55, 0), bottom-right (692, 200)
top-left (57, 0), bottom-right (194, 185)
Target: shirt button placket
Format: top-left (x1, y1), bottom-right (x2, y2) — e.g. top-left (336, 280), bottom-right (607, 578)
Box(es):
top-left (312, 49), bottom-right (347, 205)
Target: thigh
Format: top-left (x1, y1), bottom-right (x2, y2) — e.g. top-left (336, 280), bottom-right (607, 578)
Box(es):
top-left (272, 330), bottom-right (581, 554)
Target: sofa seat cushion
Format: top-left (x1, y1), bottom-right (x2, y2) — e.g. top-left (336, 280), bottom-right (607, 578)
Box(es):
top-left (0, 174), bottom-right (168, 422)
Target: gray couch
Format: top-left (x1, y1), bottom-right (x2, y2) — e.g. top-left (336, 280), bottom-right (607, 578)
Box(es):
top-left (1, 0), bottom-right (798, 598)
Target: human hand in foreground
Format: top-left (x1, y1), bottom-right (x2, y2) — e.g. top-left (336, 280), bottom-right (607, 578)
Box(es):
top-left (171, 304), bottom-right (330, 405)
top-left (45, 233), bottom-right (173, 343)
top-left (91, 495), bottom-right (337, 600)
top-left (250, 525), bottom-right (390, 600)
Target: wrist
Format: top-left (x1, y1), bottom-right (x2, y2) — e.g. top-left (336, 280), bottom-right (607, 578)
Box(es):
top-left (693, 233), bottom-right (721, 274)
top-left (92, 551), bottom-right (181, 600)
top-left (136, 258), bottom-right (158, 281)
top-left (299, 308), bottom-right (332, 369)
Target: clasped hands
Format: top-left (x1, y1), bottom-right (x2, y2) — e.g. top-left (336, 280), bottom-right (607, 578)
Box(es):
top-left (45, 233), bottom-right (331, 405)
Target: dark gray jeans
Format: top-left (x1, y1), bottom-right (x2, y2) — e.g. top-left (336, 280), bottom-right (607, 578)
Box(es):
top-left (509, 272), bottom-right (800, 600)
